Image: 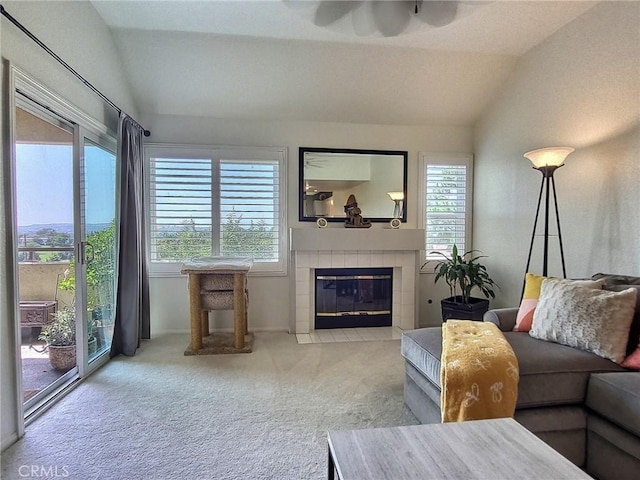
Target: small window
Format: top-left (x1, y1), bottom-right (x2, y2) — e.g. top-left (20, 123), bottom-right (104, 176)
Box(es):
top-left (419, 153), bottom-right (473, 266)
top-left (145, 145), bottom-right (287, 276)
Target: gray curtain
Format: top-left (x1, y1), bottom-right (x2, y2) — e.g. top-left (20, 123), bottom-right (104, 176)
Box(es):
top-left (111, 113), bottom-right (150, 357)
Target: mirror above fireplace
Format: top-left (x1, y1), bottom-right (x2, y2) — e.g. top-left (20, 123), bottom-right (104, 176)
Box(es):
top-left (299, 147), bottom-right (408, 223)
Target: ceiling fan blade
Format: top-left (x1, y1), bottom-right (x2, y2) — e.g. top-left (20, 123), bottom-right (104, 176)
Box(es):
top-left (314, 1), bottom-right (362, 27)
top-left (416, 1), bottom-right (459, 27)
top-left (351, 2), bottom-right (377, 36)
top-left (372, 0), bottom-right (412, 37)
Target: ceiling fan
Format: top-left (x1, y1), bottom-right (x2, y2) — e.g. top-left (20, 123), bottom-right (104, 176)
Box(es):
top-left (309, 1), bottom-right (461, 37)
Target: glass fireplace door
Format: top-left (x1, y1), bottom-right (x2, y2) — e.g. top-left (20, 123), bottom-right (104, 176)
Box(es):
top-left (315, 268), bottom-right (392, 329)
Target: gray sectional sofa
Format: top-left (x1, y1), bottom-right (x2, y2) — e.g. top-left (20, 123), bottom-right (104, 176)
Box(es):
top-left (401, 274), bottom-right (640, 480)
top-left (586, 372), bottom-right (640, 480)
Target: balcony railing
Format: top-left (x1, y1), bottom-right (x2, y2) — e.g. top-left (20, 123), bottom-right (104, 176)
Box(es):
top-left (18, 247), bottom-right (74, 310)
top-left (18, 246), bottom-right (74, 263)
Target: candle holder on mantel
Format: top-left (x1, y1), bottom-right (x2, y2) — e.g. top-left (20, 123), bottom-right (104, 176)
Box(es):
top-left (343, 194), bottom-right (371, 228)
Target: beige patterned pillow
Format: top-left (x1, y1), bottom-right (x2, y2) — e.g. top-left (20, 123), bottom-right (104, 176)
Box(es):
top-left (530, 278), bottom-right (638, 363)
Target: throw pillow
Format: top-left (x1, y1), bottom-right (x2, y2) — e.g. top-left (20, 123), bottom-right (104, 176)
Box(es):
top-left (592, 273), bottom-right (640, 286)
top-left (530, 278), bottom-right (638, 364)
top-left (591, 274), bottom-right (640, 368)
top-left (513, 273), bottom-right (545, 332)
top-left (513, 274), bottom-right (604, 332)
top-left (604, 284), bottom-right (640, 356)
top-left (622, 346), bottom-right (640, 370)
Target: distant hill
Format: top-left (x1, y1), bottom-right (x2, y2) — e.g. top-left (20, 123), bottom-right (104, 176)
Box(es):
top-left (18, 223), bottom-right (112, 236)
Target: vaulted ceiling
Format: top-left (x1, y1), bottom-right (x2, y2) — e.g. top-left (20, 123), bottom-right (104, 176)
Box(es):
top-left (91, 1), bottom-right (598, 126)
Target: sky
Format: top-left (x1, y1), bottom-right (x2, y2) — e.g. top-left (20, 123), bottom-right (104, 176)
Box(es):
top-left (16, 143), bottom-right (116, 228)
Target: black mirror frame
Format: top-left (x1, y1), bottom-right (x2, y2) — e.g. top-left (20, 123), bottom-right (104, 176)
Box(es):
top-left (299, 147), bottom-right (408, 223)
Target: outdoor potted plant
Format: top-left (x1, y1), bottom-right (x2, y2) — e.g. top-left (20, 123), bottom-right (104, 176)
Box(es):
top-left (424, 244), bottom-right (497, 321)
top-left (59, 220), bottom-right (116, 352)
top-left (92, 305), bottom-right (114, 349)
top-left (39, 305), bottom-right (76, 370)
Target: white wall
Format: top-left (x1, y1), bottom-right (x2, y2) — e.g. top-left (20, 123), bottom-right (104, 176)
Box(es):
top-left (1, 1), bottom-right (137, 451)
top-left (473, 1), bottom-right (640, 308)
top-left (1, 1), bottom-right (137, 130)
top-left (143, 114), bottom-right (472, 333)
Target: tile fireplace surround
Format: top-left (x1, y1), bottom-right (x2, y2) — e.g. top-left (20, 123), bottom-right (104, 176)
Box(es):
top-left (290, 228), bottom-right (425, 334)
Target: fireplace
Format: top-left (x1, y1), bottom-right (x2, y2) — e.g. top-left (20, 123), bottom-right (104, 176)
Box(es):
top-left (290, 228), bottom-right (425, 334)
top-left (315, 268), bottom-right (392, 329)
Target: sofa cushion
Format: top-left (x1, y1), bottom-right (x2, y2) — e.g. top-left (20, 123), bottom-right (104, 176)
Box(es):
top-left (505, 332), bottom-right (625, 408)
top-left (592, 274), bottom-right (640, 356)
top-left (586, 373), bottom-right (640, 437)
top-left (401, 328), bottom-right (625, 410)
top-left (587, 414), bottom-right (640, 480)
top-left (586, 372), bottom-right (640, 436)
top-left (530, 279), bottom-right (637, 363)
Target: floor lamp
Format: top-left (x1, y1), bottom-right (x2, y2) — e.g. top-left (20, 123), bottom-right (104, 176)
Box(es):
top-left (523, 147), bottom-right (574, 280)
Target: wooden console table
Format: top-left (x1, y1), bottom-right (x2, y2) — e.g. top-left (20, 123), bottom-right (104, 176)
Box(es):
top-left (327, 418), bottom-right (592, 480)
top-left (181, 257), bottom-right (253, 355)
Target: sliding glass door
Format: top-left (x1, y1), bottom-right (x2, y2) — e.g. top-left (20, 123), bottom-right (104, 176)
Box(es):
top-left (80, 137), bottom-right (117, 364)
top-left (12, 83), bottom-right (118, 421)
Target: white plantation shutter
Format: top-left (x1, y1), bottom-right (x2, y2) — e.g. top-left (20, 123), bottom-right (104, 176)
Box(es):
top-left (420, 154), bottom-right (472, 262)
top-left (149, 157), bottom-right (213, 262)
top-left (146, 145), bottom-right (287, 275)
top-left (219, 159), bottom-right (280, 261)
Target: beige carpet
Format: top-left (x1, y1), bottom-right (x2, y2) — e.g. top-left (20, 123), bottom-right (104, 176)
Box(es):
top-left (1, 332), bottom-right (418, 480)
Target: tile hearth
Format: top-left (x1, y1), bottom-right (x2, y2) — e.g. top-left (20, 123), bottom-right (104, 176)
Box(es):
top-left (296, 326), bottom-right (403, 344)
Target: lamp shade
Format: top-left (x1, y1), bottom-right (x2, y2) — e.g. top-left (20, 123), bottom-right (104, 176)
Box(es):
top-left (524, 147), bottom-right (575, 169)
top-left (387, 191), bottom-right (404, 201)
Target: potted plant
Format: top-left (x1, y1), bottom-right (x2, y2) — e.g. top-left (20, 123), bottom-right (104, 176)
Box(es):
top-left (39, 305), bottom-right (76, 370)
top-left (424, 245), bottom-right (497, 321)
top-left (92, 305), bottom-right (114, 349)
top-left (59, 221), bottom-right (116, 352)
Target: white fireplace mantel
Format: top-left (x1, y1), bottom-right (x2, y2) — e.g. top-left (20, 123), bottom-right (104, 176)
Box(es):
top-left (290, 228), bottom-right (425, 334)
top-left (290, 228), bottom-right (425, 252)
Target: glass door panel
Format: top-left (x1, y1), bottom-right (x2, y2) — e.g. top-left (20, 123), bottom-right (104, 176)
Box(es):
top-left (82, 139), bottom-right (117, 363)
top-left (14, 105), bottom-right (79, 411)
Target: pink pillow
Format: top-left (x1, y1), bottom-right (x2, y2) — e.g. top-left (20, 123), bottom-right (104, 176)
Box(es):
top-left (514, 274), bottom-right (546, 332)
top-left (622, 346), bottom-right (640, 369)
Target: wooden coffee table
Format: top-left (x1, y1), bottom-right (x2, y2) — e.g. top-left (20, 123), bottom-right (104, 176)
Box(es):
top-left (327, 418), bottom-right (592, 480)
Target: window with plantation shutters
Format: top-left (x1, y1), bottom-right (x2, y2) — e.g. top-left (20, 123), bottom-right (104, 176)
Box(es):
top-left (145, 145), bottom-right (287, 275)
top-left (419, 153), bottom-right (473, 264)
top-left (219, 159), bottom-right (279, 260)
top-left (149, 157), bottom-right (214, 263)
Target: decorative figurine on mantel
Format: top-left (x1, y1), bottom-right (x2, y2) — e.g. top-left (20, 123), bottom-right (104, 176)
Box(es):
top-left (344, 194), bottom-right (371, 228)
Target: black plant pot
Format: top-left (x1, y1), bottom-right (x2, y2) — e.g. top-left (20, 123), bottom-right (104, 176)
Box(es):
top-left (440, 296), bottom-right (490, 322)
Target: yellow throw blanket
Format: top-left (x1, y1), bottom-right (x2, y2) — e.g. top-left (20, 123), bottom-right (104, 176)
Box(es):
top-left (440, 320), bottom-right (519, 423)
